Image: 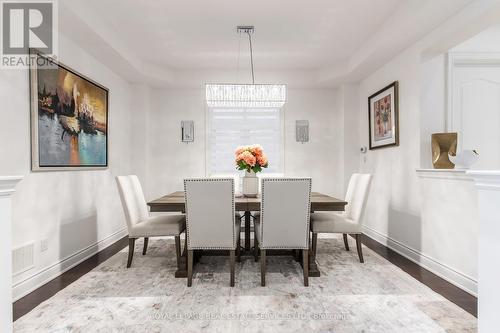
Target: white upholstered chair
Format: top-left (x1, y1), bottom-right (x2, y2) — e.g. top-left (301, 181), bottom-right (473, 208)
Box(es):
top-left (254, 178), bottom-right (312, 286)
top-left (310, 173), bottom-right (372, 263)
top-left (184, 178), bottom-right (241, 287)
top-left (116, 175), bottom-right (186, 268)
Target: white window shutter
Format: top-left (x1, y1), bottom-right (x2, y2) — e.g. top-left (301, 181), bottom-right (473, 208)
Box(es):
top-left (208, 107), bottom-right (283, 175)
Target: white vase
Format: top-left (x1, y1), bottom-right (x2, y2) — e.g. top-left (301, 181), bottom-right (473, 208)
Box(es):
top-left (449, 150), bottom-right (480, 169)
top-left (242, 171), bottom-right (259, 197)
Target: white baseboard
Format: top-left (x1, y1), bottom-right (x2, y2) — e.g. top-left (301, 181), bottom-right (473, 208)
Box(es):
top-left (362, 225), bottom-right (477, 297)
top-left (12, 228), bottom-right (128, 301)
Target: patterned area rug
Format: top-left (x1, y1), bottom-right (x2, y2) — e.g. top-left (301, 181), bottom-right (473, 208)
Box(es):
top-left (14, 236), bottom-right (477, 332)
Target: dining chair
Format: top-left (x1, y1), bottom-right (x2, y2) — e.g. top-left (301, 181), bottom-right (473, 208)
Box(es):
top-left (116, 175), bottom-right (186, 268)
top-left (310, 173), bottom-right (372, 263)
top-left (254, 178), bottom-right (312, 286)
top-left (184, 178), bottom-right (241, 287)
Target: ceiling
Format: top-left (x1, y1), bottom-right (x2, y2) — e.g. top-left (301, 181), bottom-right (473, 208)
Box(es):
top-left (58, 0), bottom-right (491, 87)
top-left (76, 0), bottom-right (400, 70)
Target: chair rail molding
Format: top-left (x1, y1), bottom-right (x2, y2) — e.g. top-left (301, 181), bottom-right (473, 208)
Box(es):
top-left (466, 171), bottom-right (500, 333)
top-left (0, 176), bottom-right (24, 197)
top-left (0, 176), bottom-right (23, 333)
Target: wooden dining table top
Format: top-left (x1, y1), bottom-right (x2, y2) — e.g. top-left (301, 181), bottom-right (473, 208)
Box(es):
top-left (148, 191), bottom-right (347, 212)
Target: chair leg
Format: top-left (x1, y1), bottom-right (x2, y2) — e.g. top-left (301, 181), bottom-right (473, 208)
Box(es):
top-left (312, 232), bottom-right (318, 258)
top-left (184, 233), bottom-right (188, 253)
top-left (184, 234), bottom-right (189, 271)
top-left (355, 234), bottom-right (364, 263)
top-left (175, 236), bottom-right (181, 269)
top-left (187, 250), bottom-right (193, 287)
top-left (254, 239), bottom-right (259, 261)
top-left (184, 233), bottom-right (188, 258)
top-left (302, 249), bottom-right (309, 287)
top-left (142, 237), bottom-right (149, 255)
top-left (230, 250), bottom-right (236, 287)
top-left (127, 238), bottom-right (136, 268)
top-left (236, 238), bottom-right (241, 263)
top-left (260, 249), bottom-right (266, 286)
top-left (343, 234), bottom-right (350, 251)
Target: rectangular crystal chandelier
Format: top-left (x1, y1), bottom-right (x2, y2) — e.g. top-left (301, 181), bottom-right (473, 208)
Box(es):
top-left (205, 84), bottom-right (287, 108)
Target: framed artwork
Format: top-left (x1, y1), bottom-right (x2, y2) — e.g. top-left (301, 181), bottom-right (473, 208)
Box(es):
top-left (30, 49), bottom-right (109, 171)
top-left (368, 81), bottom-right (399, 150)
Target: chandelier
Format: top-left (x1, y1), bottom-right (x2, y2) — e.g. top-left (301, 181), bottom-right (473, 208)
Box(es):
top-left (205, 26), bottom-right (286, 108)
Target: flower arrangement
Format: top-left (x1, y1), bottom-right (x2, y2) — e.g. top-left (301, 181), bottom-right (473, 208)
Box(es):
top-left (235, 144), bottom-right (269, 173)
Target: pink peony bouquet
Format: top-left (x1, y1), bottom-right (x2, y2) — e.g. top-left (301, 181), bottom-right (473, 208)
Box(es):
top-left (235, 144), bottom-right (269, 173)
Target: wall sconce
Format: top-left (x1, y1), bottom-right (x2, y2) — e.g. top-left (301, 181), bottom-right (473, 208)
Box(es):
top-left (181, 121), bottom-right (194, 142)
top-left (296, 120), bottom-right (309, 143)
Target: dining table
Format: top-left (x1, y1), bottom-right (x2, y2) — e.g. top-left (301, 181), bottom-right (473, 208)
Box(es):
top-left (147, 191), bottom-right (347, 278)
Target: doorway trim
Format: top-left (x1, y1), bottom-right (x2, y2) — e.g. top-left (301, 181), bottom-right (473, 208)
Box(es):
top-left (446, 52), bottom-right (500, 132)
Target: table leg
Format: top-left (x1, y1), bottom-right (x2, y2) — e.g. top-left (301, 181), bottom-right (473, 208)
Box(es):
top-left (244, 211), bottom-right (251, 251)
top-left (174, 234), bottom-right (188, 278)
top-left (297, 252), bottom-right (321, 277)
top-left (308, 254), bottom-right (321, 277)
top-left (308, 232), bottom-right (320, 277)
top-left (293, 249), bottom-right (301, 262)
top-left (296, 248), bottom-right (320, 277)
top-left (175, 259), bottom-right (187, 278)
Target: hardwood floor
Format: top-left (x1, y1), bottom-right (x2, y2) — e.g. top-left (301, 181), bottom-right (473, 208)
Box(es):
top-left (360, 234), bottom-right (477, 317)
top-left (13, 237), bottom-right (128, 321)
top-left (13, 234), bottom-right (477, 321)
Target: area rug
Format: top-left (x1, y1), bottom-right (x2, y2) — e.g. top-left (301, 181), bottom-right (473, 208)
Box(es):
top-left (14, 236), bottom-right (477, 332)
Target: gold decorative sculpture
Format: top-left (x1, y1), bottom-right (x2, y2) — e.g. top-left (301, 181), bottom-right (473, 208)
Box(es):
top-left (432, 133), bottom-right (457, 169)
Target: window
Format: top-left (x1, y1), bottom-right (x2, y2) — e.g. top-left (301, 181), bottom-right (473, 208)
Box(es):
top-left (207, 107), bottom-right (283, 175)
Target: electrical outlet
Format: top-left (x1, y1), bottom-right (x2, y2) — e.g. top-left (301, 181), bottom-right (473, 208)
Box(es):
top-left (41, 239), bottom-right (49, 252)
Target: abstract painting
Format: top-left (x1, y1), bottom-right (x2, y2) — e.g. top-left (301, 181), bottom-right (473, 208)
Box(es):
top-left (30, 50), bottom-right (108, 170)
top-left (368, 81), bottom-right (399, 149)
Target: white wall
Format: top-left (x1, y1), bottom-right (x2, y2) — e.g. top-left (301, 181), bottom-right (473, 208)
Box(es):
top-left (417, 171), bottom-right (478, 294)
top-left (284, 89), bottom-right (344, 197)
top-left (452, 24), bottom-right (500, 53)
top-left (467, 171), bottom-right (500, 333)
top-left (357, 42), bottom-right (424, 253)
top-left (0, 178), bottom-right (22, 333)
top-left (0, 196), bottom-right (12, 332)
top-left (353, 27), bottom-right (484, 294)
top-left (129, 83), bottom-right (151, 188)
top-left (420, 54), bottom-right (447, 169)
top-left (338, 84), bottom-right (361, 189)
top-left (0, 34), bottom-right (138, 300)
top-left (146, 87), bottom-right (344, 201)
top-left (419, 24), bottom-right (500, 170)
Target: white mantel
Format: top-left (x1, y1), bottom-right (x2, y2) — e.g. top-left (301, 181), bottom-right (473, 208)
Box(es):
top-left (466, 171), bottom-right (500, 333)
top-left (416, 168), bottom-right (471, 179)
top-left (0, 176), bottom-right (23, 333)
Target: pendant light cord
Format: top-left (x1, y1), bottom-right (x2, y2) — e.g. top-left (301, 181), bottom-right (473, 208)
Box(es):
top-left (247, 31), bottom-right (255, 84)
top-left (236, 33), bottom-right (242, 84)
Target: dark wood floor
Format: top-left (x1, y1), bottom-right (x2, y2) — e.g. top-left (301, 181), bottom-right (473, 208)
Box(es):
top-left (13, 237), bottom-right (129, 321)
top-left (13, 234), bottom-right (477, 321)
top-left (360, 235), bottom-right (477, 317)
